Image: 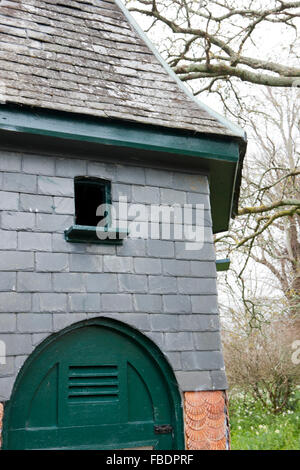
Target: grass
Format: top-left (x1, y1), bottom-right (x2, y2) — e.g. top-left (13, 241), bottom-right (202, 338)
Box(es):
top-left (229, 391), bottom-right (300, 450)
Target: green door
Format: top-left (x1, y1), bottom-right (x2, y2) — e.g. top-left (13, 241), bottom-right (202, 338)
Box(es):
top-left (3, 318), bottom-right (184, 450)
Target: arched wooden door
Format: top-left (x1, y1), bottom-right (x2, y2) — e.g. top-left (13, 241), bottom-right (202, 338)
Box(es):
top-left (3, 318), bottom-right (184, 450)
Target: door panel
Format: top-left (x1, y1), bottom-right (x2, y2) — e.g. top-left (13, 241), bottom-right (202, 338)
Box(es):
top-left (4, 320), bottom-right (183, 450)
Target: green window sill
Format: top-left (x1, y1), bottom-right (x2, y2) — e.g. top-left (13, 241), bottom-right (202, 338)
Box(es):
top-left (64, 225), bottom-right (128, 245)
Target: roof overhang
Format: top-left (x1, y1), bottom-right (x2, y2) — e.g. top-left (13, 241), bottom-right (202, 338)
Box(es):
top-left (0, 104), bottom-right (245, 234)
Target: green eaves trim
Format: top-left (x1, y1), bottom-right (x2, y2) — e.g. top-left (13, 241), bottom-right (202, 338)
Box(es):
top-left (0, 104), bottom-right (239, 163)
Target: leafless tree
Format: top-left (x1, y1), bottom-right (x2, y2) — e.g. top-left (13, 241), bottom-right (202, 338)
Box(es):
top-left (125, 0), bottom-right (300, 89)
top-left (124, 2), bottom-right (300, 320)
top-left (217, 87), bottom-right (299, 323)
top-left (124, 2), bottom-right (300, 408)
top-left (223, 314), bottom-right (299, 413)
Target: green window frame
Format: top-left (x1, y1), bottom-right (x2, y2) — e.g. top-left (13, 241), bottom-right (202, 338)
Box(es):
top-left (65, 176), bottom-right (128, 245)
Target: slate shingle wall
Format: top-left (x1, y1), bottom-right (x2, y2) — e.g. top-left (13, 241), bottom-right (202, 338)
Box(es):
top-left (0, 149), bottom-right (227, 401)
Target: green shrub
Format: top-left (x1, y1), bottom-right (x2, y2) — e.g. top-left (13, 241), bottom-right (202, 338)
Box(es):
top-left (229, 391), bottom-right (300, 450)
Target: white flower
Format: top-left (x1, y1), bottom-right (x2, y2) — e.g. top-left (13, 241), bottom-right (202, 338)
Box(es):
top-left (275, 430), bottom-right (280, 434)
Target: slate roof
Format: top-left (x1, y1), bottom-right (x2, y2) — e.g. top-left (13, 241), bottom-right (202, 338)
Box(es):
top-left (0, 0), bottom-right (245, 138)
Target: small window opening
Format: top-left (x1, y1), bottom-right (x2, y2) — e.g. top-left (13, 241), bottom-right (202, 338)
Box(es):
top-left (74, 177), bottom-right (111, 227)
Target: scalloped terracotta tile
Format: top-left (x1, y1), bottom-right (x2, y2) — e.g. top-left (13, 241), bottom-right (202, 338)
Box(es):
top-left (184, 391), bottom-right (229, 450)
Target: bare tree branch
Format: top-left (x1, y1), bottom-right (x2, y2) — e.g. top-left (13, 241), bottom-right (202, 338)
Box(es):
top-left (126, 0), bottom-right (300, 87)
top-left (238, 199), bottom-right (300, 216)
top-left (237, 207), bottom-right (300, 248)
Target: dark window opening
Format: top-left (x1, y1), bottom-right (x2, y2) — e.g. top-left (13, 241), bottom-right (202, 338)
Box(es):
top-left (74, 177), bottom-right (111, 227)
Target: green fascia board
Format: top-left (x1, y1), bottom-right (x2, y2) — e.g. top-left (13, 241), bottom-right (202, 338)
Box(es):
top-left (0, 104), bottom-right (239, 163)
top-left (0, 104), bottom-right (241, 233)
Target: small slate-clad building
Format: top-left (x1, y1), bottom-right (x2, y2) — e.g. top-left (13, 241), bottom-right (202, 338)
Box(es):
top-left (0, 0), bottom-right (246, 450)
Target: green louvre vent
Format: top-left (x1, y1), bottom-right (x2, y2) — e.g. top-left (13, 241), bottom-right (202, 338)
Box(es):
top-left (68, 365), bottom-right (119, 403)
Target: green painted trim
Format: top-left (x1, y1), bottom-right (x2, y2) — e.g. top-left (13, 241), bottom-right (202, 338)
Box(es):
top-left (115, 0), bottom-right (247, 141)
top-left (2, 317), bottom-right (185, 450)
top-left (0, 104), bottom-right (240, 163)
top-left (216, 259), bottom-right (231, 272)
top-left (64, 225), bottom-right (128, 245)
top-left (0, 104), bottom-right (241, 233)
